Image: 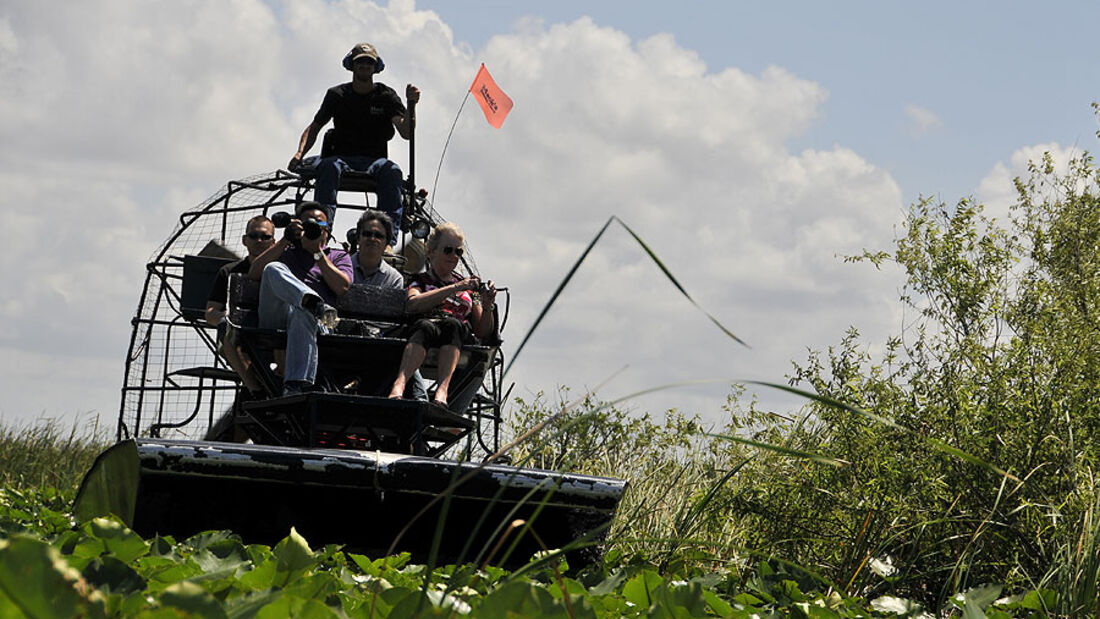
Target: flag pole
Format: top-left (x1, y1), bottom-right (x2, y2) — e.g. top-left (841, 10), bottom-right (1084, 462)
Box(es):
top-left (431, 90), bottom-right (471, 205)
top-left (406, 91), bottom-right (417, 226)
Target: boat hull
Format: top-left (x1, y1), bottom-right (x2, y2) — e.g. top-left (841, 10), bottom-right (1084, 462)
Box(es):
top-left (74, 439), bottom-right (626, 566)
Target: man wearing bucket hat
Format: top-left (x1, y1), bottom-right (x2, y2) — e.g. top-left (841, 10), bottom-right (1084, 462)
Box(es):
top-left (288, 42), bottom-right (420, 246)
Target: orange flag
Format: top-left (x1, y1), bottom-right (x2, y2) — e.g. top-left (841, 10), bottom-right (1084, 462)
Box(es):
top-left (469, 64), bottom-right (513, 129)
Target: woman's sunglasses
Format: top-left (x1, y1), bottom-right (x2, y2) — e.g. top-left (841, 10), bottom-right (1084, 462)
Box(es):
top-left (441, 246), bottom-right (464, 257)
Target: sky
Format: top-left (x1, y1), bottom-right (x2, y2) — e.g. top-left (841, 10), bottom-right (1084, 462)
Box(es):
top-left (0, 0), bottom-right (1097, 434)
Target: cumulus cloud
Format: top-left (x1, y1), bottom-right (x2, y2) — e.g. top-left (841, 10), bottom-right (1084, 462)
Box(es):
top-left (0, 0), bottom-right (907, 426)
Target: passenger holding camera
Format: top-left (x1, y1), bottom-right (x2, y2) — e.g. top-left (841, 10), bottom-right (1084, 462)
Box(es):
top-left (248, 202), bottom-right (353, 396)
top-left (388, 222), bottom-right (496, 406)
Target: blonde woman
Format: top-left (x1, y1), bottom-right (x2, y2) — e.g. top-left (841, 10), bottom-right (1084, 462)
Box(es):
top-left (389, 223), bottom-right (496, 405)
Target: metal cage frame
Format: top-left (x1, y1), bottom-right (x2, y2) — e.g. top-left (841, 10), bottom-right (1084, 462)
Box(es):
top-left (117, 169), bottom-right (506, 459)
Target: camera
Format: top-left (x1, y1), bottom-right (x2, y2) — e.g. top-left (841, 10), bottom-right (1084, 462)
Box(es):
top-left (477, 281), bottom-right (505, 294)
top-left (271, 211), bottom-right (325, 244)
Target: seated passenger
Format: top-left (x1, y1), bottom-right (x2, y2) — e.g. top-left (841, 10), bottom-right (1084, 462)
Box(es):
top-left (205, 215), bottom-right (276, 394)
top-left (288, 42), bottom-right (420, 245)
top-left (248, 202), bottom-right (353, 395)
top-left (353, 210), bottom-right (427, 401)
top-left (388, 223), bottom-right (496, 406)
top-left (351, 211), bottom-right (403, 288)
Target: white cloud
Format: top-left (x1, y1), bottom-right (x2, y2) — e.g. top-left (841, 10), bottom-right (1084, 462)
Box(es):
top-left (904, 104), bottom-right (942, 136)
top-left (0, 0), bottom-right (907, 429)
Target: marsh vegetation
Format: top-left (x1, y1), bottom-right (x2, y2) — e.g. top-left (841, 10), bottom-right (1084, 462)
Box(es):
top-left (3, 143), bottom-right (1100, 616)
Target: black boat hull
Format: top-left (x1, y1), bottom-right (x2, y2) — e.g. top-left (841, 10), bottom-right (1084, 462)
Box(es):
top-left (74, 439), bottom-right (626, 567)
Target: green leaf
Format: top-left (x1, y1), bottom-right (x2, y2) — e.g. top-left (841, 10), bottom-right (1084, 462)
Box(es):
top-left (588, 569), bottom-right (628, 596)
top-left (237, 559), bottom-right (277, 591)
top-left (660, 581), bottom-right (707, 617)
top-left (85, 517), bottom-right (149, 563)
top-left (962, 584), bottom-right (1002, 619)
top-left (1009, 589), bottom-right (1056, 611)
top-left (272, 528), bottom-right (316, 587)
top-left (0, 592), bottom-right (32, 619)
top-left (251, 594), bottom-right (342, 619)
top-left (205, 538), bottom-right (250, 562)
top-left (283, 572), bottom-right (342, 602)
top-left (82, 556), bottom-right (146, 595)
top-left (385, 593), bottom-right (449, 619)
top-left (223, 590), bottom-right (283, 619)
top-left (183, 530), bottom-right (241, 553)
top-left (143, 557), bottom-right (203, 588)
top-left (189, 549), bottom-right (251, 586)
top-left (477, 581), bottom-right (566, 619)
top-left (149, 535), bottom-right (178, 557)
top-left (0, 535), bottom-right (105, 619)
top-left (732, 591), bottom-right (766, 606)
top-left (373, 587), bottom-right (416, 617)
top-left (622, 569), bottom-right (664, 608)
top-left (348, 553), bottom-right (378, 577)
top-left (504, 214), bottom-right (748, 379)
top-left (703, 589), bottom-right (734, 616)
top-left (159, 582), bottom-right (228, 619)
top-left (109, 591), bottom-right (148, 617)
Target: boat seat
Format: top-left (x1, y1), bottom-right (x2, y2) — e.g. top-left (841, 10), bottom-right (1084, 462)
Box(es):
top-left (293, 129), bottom-right (380, 195)
top-left (228, 274), bottom-right (406, 329)
top-left (180, 254), bottom-right (235, 322)
top-left (226, 274), bottom-right (496, 405)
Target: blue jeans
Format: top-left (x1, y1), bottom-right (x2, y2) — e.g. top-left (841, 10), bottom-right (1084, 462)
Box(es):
top-left (314, 156), bottom-right (403, 244)
top-left (258, 262), bottom-right (328, 385)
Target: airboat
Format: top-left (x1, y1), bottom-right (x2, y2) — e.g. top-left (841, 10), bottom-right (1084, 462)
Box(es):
top-left (73, 124), bottom-right (626, 566)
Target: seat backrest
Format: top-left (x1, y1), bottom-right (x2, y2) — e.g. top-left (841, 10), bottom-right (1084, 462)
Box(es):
top-left (336, 284), bottom-right (407, 320)
top-left (181, 255), bottom-right (234, 321)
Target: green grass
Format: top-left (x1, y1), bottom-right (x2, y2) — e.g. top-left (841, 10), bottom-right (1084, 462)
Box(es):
top-left (0, 416), bottom-right (108, 495)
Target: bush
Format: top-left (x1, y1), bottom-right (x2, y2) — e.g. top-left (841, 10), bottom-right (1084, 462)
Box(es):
top-left (736, 150), bottom-right (1100, 605)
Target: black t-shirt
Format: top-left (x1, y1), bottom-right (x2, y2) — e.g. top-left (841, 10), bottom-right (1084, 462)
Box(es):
top-left (207, 258), bottom-right (251, 306)
top-left (312, 82), bottom-right (406, 160)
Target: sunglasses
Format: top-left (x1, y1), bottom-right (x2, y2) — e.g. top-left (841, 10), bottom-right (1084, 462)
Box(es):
top-left (359, 230), bottom-right (388, 241)
top-left (245, 232), bottom-right (274, 241)
top-left (441, 246), bottom-right (464, 257)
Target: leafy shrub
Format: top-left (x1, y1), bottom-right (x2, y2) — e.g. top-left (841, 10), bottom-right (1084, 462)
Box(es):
top-left (734, 150), bottom-right (1100, 606)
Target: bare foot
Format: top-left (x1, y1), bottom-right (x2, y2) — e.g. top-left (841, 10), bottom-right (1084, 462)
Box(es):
top-left (389, 378), bottom-right (405, 400)
top-left (433, 386), bottom-right (449, 406)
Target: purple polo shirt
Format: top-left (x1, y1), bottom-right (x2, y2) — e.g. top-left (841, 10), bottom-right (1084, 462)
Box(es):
top-left (278, 246), bottom-right (354, 305)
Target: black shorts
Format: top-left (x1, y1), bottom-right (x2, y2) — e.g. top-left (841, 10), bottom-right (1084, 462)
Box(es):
top-left (407, 316), bottom-right (471, 349)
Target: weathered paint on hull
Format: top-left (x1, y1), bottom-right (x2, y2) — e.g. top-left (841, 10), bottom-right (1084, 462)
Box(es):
top-left (75, 439), bottom-right (627, 566)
